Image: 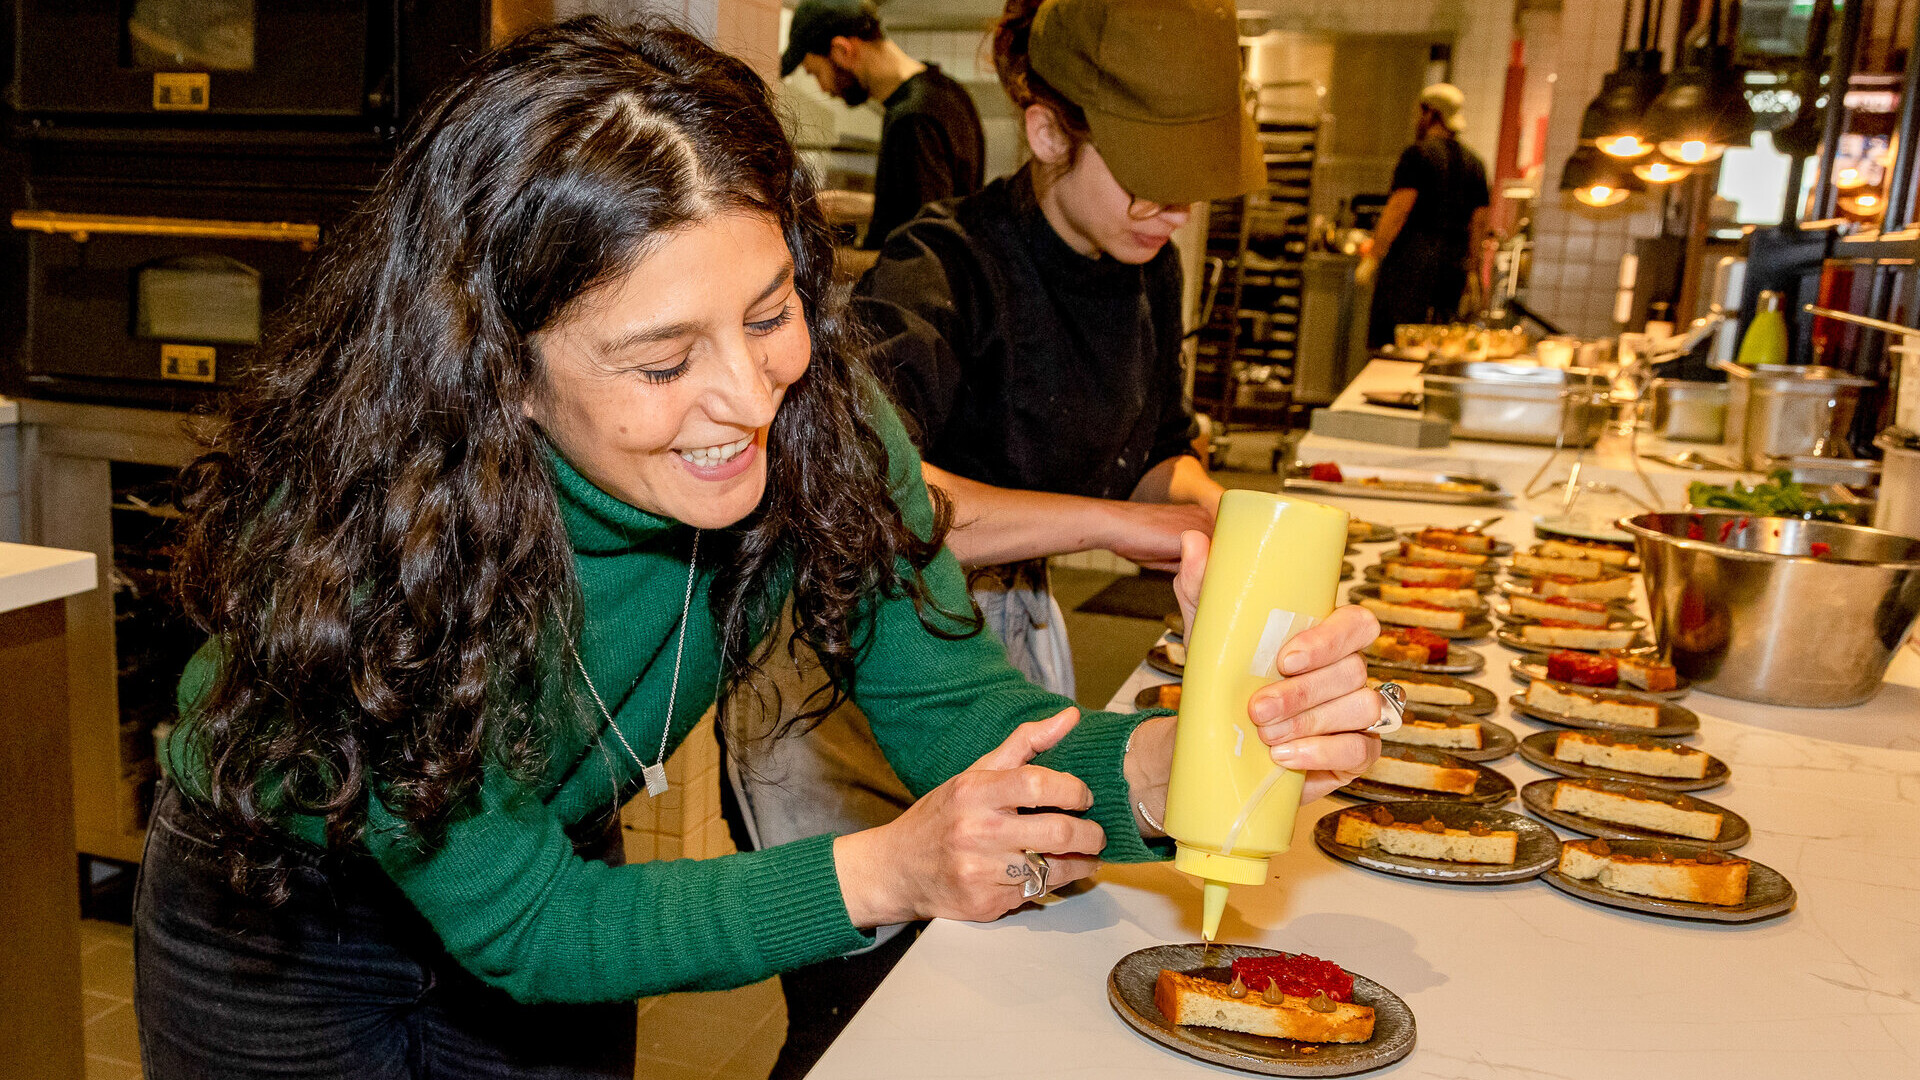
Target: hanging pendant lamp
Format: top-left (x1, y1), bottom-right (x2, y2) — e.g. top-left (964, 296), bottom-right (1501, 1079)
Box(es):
top-left (1640, 0), bottom-right (1754, 164)
top-left (1561, 145), bottom-right (1645, 207)
top-left (1582, 0), bottom-right (1667, 159)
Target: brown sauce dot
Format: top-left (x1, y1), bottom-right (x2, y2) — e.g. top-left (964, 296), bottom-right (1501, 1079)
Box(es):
top-left (1308, 992), bottom-right (1336, 1013)
top-left (1227, 973), bottom-right (1247, 998)
top-left (1422, 817), bottom-right (1447, 833)
top-left (1589, 839), bottom-right (1612, 856)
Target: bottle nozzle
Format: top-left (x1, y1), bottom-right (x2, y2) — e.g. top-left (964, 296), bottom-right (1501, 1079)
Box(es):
top-left (1201, 881), bottom-right (1231, 942)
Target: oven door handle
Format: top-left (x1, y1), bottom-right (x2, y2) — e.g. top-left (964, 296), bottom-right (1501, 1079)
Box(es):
top-left (10, 210), bottom-right (321, 247)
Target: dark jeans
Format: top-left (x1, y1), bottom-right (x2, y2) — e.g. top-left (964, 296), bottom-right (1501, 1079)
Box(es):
top-left (1367, 233), bottom-right (1470, 347)
top-left (133, 784), bottom-right (635, 1079)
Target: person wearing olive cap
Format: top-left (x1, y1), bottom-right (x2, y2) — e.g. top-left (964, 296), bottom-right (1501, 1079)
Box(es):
top-left (856, 0), bottom-right (1264, 670)
top-left (781, 0), bottom-right (985, 252)
top-left (718, 8), bottom-right (1265, 1074)
top-left (1361, 83), bottom-right (1493, 347)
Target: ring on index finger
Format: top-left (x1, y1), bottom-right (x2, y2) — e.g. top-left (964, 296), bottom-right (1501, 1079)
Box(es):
top-left (1020, 850), bottom-right (1051, 899)
top-left (1368, 682), bottom-right (1406, 735)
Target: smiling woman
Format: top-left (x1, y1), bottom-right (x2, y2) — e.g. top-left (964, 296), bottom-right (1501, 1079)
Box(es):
top-left (130, 14), bottom-right (1381, 1080)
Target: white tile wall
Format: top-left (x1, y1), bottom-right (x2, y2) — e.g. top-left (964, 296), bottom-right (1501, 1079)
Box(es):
top-left (623, 712), bottom-right (736, 863)
top-left (1525, 0), bottom-right (1671, 339)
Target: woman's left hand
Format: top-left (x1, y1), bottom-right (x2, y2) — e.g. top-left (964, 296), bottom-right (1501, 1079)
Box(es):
top-left (1171, 530), bottom-right (1383, 804)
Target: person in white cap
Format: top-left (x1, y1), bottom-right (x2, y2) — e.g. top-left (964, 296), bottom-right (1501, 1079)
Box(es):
top-left (1360, 83), bottom-right (1492, 346)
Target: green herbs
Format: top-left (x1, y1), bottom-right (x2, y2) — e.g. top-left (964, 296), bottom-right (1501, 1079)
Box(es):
top-left (1686, 470), bottom-right (1855, 522)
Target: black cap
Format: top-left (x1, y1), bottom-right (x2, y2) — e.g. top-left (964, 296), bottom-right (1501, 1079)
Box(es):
top-left (780, 0), bottom-right (882, 77)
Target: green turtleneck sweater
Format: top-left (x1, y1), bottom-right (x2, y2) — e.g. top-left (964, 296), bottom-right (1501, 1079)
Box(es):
top-left (168, 400), bottom-right (1169, 1005)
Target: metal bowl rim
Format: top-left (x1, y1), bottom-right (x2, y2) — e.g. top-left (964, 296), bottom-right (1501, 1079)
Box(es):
top-left (1617, 512), bottom-right (1920, 570)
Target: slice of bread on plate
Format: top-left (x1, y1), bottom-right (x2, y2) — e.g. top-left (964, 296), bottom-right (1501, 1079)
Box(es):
top-left (1399, 541), bottom-right (1489, 567)
top-left (1360, 753), bottom-right (1479, 794)
top-left (1549, 781), bottom-right (1723, 839)
top-left (1519, 621), bottom-right (1637, 650)
top-left (1508, 594), bottom-right (1612, 626)
top-left (1154, 969), bottom-right (1375, 1043)
top-left (1513, 552), bottom-right (1604, 579)
top-left (1379, 582), bottom-right (1484, 610)
top-left (1531, 573), bottom-right (1634, 600)
top-left (1538, 538), bottom-right (1635, 567)
top-left (1334, 806), bottom-right (1516, 863)
top-left (1361, 596), bottom-right (1468, 631)
top-left (1384, 561), bottom-right (1481, 587)
top-left (1556, 839), bottom-right (1747, 904)
top-left (1524, 681), bottom-right (1661, 728)
top-left (1553, 731), bottom-right (1709, 779)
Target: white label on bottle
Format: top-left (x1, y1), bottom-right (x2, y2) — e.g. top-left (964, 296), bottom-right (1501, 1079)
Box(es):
top-left (1250, 609), bottom-right (1317, 679)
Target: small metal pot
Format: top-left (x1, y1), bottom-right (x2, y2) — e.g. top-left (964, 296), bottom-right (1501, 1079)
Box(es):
top-left (1621, 511), bottom-right (1920, 707)
top-left (1875, 429), bottom-right (1920, 541)
top-left (1645, 379), bottom-right (1728, 443)
top-left (1421, 361), bottom-right (1611, 446)
top-left (1721, 363), bottom-right (1872, 468)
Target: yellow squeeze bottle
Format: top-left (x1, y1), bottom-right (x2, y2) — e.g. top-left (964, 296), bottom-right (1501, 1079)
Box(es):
top-left (1162, 489), bottom-right (1349, 941)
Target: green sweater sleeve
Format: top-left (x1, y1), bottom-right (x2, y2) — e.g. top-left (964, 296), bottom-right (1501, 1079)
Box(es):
top-left (850, 395), bottom-right (1174, 865)
top-left (363, 772), bottom-right (872, 1004)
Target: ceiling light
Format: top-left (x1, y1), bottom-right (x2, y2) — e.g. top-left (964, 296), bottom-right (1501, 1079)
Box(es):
top-left (1633, 155), bottom-right (1692, 183)
top-left (1560, 145), bottom-right (1644, 208)
top-left (1642, 46), bottom-right (1754, 165)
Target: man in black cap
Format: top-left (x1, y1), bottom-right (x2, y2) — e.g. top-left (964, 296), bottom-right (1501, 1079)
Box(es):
top-left (782, 0), bottom-right (986, 251)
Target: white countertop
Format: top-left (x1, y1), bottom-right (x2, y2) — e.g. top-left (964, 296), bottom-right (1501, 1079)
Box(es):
top-left (1299, 360), bottom-right (1756, 512)
top-left (0, 542), bottom-right (98, 615)
top-left (809, 488), bottom-right (1920, 1080)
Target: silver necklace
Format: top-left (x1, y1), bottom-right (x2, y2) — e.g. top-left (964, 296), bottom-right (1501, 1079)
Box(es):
top-left (570, 530), bottom-right (699, 798)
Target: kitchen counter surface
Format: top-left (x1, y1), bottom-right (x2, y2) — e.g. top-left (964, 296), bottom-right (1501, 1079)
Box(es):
top-left (0, 395), bottom-right (17, 425)
top-left (808, 483), bottom-right (1920, 1080)
top-left (1299, 359), bottom-right (1758, 512)
top-left (0, 541), bottom-right (97, 616)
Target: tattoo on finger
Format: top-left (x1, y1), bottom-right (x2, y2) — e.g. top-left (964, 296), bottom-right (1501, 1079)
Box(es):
top-left (1006, 863), bottom-right (1026, 880)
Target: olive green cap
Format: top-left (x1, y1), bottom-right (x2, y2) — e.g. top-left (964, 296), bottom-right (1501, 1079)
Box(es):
top-left (1029, 0), bottom-right (1265, 206)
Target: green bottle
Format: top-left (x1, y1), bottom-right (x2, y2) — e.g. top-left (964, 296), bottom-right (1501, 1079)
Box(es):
top-left (1737, 290), bottom-right (1789, 367)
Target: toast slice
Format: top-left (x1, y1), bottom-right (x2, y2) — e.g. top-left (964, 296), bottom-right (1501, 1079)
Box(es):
top-left (1387, 715), bottom-right (1484, 750)
top-left (1399, 541), bottom-right (1489, 568)
top-left (1361, 753), bottom-right (1479, 794)
top-left (1538, 538), bottom-right (1635, 567)
top-left (1508, 594), bottom-right (1612, 626)
top-left (1530, 573), bottom-right (1635, 600)
top-left (1415, 527), bottom-right (1496, 554)
top-left (1361, 596), bottom-right (1468, 631)
top-left (1154, 969), bottom-right (1376, 1043)
top-left (1519, 621), bottom-right (1637, 650)
top-left (1379, 582), bottom-right (1484, 610)
top-left (1334, 806), bottom-right (1517, 863)
top-left (1524, 681), bottom-right (1661, 728)
top-left (1556, 839), bottom-right (1748, 905)
top-left (1553, 731), bottom-right (1709, 779)
top-left (1368, 676), bottom-right (1474, 707)
top-left (1549, 781), bottom-right (1723, 840)
top-left (1613, 652), bottom-right (1680, 692)
top-left (1383, 561), bottom-right (1481, 587)
top-left (1513, 552), bottom-right (1605, 579)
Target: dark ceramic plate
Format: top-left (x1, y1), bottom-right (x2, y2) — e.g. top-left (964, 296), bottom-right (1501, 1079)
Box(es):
top-left (1343, 746), bottom-right (1516, 807)
top-left (1134, 683), bottom-right (1182, 711)
top-left (1543, 839), bottom-right (1795, 923)
top-left (1520, 778), bottom-right (1749, 850)
top-left (1495, 625), bottom-right (1655, 657)
top-left (1146, 643), bottom-right (1185, 678)
top-left (1496, 609), bottom-right (1648, 634)
top-left (1365, 668), bottom-right (1497, 715)
top-left (1108, 943), bottom-right (1416, 1076)
top-left (1517, 730), bottom-right (1729, 792)
top-left (1508, 657), bottom-right (1690, 700)
top-left (1382, 707), bottom-right (1516, 763)
top-left (1314, 801), bottom-right (1556, 883)
top-left (1362, 640), bottom-right (1487, 677)
top-left (1349, 521), bottom-right (1400, 544)
top-left (1506, 691), bottom-right (1699, 738)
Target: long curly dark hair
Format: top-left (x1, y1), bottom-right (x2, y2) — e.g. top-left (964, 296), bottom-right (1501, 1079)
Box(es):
top-left (172, 16), bottom-right (960, 893)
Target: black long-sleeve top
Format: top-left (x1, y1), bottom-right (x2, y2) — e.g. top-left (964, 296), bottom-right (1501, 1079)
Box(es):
top-left (853, 167), bottom-right (1197, 502)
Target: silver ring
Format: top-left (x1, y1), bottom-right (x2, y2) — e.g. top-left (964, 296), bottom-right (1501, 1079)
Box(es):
top-left (1020, 850), bottom-right (1051, 899)
top-left (1368, 682), bottom-right (1407, 735)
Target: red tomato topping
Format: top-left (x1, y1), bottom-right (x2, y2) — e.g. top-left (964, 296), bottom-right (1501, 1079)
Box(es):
top-left (1403, 626), bottom-right (1451, 662)
top-left (1686, 517), bottom-right (1705, 541)
top-left (1231, 954), bottom-right (1354, 1003)
top-left (1547, 650), bottom-right (1618, 686)
top-left (1809, 542), bottom-right (1831, 558)
top-left (1309, 462), bottom-right (1344, 483)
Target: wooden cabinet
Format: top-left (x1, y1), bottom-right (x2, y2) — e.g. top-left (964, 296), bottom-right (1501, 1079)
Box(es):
top-left (20, 400), bottom-right (199, 863)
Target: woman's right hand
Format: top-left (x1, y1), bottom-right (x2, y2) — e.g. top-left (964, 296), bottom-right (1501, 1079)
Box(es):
top-left (833, 708), bottom-right (1106, 928)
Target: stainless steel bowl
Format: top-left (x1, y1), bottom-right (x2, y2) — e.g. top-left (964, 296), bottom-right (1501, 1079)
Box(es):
top-left (1621, 512), bottom-right (1920, 707)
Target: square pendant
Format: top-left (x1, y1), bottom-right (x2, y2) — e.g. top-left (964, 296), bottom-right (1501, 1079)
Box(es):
top-left (642, 763), bottom-right (670, 797)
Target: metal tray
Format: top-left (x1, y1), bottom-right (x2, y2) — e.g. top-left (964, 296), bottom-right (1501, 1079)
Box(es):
top-left (1283, 465), bottom-right (1509, 506)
